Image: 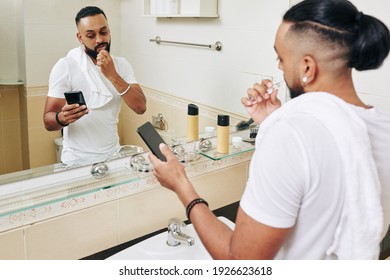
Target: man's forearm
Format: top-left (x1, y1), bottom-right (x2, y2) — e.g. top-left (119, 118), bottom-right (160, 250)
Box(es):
top-left (44, 111), bottom-right (68, 131)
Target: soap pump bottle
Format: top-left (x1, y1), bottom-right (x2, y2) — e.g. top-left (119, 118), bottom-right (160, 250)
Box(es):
top-left (187, 104), bottom-right (199, 141)
top-left (217, 114), bottom-right (230, 154)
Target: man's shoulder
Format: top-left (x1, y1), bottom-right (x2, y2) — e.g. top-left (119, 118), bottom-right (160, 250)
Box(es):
top-left (54, 56), bottom-right (68, 65)
top-left (112, 55), bottom-right (129, 64)
top-left (112, 56), bottom-right (132, 72)
top-left (50, 56), bottom-right (70, 73)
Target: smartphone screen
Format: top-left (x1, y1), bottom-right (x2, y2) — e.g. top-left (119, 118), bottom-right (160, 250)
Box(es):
top-left (64, 91), bottom-right (87, 106)
top-left (137, 121), bottom-right (167, 162)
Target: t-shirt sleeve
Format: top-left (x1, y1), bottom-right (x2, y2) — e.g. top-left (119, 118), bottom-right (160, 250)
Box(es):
top-left (118, 57), bottom-right (137, 85)
top-left (47, 58), bottom-right (71, 99)
top-left (240, 120), bottom-right (309, 228)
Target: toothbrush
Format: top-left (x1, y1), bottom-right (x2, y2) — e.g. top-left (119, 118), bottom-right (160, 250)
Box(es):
top-left (248, 80), bottom-right (284, 103)
top-left (266, 80), bottom-right (284, 94)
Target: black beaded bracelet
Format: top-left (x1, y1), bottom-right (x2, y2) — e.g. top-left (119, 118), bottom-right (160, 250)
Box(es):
top-left (186, 198), bottom-right (209, 221)
top-left (55, 111), bottom-right (69, 127)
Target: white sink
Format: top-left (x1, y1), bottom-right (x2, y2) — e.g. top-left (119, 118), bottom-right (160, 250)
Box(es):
top-left (107, 216), bottom-right (235, 260)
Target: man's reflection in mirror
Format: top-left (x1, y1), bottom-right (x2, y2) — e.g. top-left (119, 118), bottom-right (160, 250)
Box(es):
top-left (43, 6), bottom-right (146, 166)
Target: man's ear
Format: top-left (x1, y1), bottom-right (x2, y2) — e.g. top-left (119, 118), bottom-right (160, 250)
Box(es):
top-left (76, 32), bottom-right (82, 44)
top-left (301, 55), bottom-right (317, 85)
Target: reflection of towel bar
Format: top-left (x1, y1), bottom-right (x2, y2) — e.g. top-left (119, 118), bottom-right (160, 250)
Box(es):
top-left (149, 36), bottom-right (223, 51)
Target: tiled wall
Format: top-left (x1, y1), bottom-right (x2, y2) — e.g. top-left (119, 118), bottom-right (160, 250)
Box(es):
top-left (0, 85), bottom-right (23, 175)
top-left (23, 86), bottom-right (61, 169)
top-left (0, 85), bottom-right (61, 175)
top-left (0, 228), bottom-right (24, 259)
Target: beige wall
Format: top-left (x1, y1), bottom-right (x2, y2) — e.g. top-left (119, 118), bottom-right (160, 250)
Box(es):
top-left (0, 85), bottom-right (23, 174)
top-left (0, 85), bottom-right (61, 174)
top-left (23, 87), bottom-right (61, 169)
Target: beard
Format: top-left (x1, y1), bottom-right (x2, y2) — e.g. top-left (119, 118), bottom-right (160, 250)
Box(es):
top-left (287, 79), bottom-right (305, 99)
top-left (289, 86), bottom-right (305, 99)
top-left (84, 42), bottom-right (111, 60)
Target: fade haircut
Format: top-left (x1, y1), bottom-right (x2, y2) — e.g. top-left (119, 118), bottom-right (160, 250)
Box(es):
top-left (75, 6), bottom-right (107, 26)
top-left (283, 0), bottom-right (390, 71)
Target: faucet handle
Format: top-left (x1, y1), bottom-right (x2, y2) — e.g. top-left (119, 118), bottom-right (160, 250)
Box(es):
top-left (168, 217), bottom-right (186, 228)
top-left (166, 218), bottom-right (195, 247)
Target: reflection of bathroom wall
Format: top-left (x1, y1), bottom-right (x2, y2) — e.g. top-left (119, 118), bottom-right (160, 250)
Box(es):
top-left (0, 84), bottom-right (57, 174)
top-left (21, 86), bottom-right (62, 169)
top-left (119, 86), bottom-right (247, 150)
top-left (121, 0), bottom-right (390, 114)
top-left (1, 82), bottom-right (246, 174)
top-left (0, 0), bottom-right (20, 81)
top-left (0, 0), bottom-right (25, 174)
top-left (0, 85), bottom-right (23, 174)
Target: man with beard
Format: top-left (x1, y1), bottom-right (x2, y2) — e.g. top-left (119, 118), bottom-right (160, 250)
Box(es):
top-left (44, 6), bottom-right (146, 165)
top-left (148, 0), bottom-right (390, 259)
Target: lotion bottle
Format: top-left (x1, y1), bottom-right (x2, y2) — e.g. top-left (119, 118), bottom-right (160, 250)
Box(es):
top-left (187, 104), bottom-right (199, 141)
top-left (217, 114), bottom-right (230, 154)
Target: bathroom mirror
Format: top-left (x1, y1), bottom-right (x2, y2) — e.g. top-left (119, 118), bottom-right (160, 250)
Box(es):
top-left (2, 0), bottom-right (389, 184)
top-left (0, 0), bottom-right (130, 180)
top-left (1, 0), bottom-right (243, 182)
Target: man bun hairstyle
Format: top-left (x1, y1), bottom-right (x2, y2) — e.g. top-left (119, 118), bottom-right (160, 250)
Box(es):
top-left (283, 0), bottom-right (390, 71)
top-left (75, 6), bottom-right (107, 26)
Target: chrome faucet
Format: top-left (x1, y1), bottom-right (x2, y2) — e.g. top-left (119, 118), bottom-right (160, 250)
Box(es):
top-left (166, 218), bottom-right (195, 247)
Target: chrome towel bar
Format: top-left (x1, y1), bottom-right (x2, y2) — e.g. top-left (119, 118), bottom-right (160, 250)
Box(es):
top-left (149, 36), bottom-right (223, 51)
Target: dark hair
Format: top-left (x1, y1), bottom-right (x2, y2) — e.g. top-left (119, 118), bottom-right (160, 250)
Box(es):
top-left (283, 0), bottom-right (390, 71)
top-left (75, 6), bottom-right (107, 26)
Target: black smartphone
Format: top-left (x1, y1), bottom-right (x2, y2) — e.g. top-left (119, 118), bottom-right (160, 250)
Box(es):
top-left (64, 91), bottom-right (87, 106)
top-left (137, 121), bottom-right (167, 162)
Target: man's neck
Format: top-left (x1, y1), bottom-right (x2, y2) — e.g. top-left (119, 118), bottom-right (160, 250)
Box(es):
top-left (308, 74), bottom-right (370, 109)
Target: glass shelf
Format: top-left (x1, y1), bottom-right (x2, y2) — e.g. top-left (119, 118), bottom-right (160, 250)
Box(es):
top-left (197, 141), bottom-right (255, 161)
top-left (0, 80), bottom-right (24, 85)
top-left (0, 166), bottom-right (140, 218)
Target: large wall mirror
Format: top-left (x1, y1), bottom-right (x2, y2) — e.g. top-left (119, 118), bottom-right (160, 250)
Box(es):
top-left (1, 0), bottom-right (390, 184)
top-left (2, 0), bottom-right (276, 182)
top-left (0, 0), bottom-right (124, 181)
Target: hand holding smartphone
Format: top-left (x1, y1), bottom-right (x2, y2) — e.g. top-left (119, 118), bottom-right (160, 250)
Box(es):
top-left (64, 91), bottom-right (87, 107)
top-left (137, 121), bottom-right (167, 162)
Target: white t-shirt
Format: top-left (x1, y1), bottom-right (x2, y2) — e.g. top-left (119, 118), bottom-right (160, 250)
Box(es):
top-left (240, 104), bottom-right (390, 260)
top-left (48, 53), bottom-right (137, 165)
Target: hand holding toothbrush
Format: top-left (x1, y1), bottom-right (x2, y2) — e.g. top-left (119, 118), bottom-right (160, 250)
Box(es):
top-left (241, 79), bottom-right (282, 124)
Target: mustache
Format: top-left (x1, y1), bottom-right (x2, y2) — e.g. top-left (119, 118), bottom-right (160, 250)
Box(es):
top-left (84, 41), bottom-right (111, 60)
top-left (95, 42), bottom-right (109, 52)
